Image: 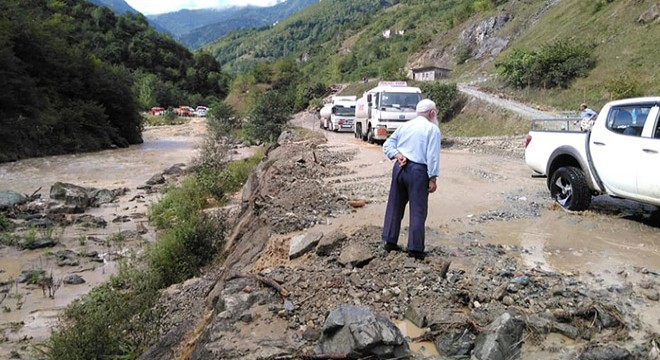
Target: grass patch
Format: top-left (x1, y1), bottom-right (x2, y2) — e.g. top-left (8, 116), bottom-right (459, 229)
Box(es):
top-left (143, 112), bottom-right (186, 126)
top-left (442, 98), bottom-right (530, 137)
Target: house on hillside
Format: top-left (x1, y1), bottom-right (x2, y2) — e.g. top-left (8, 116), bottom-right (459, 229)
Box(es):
top-left (409, 66), bottom-right (452, 81)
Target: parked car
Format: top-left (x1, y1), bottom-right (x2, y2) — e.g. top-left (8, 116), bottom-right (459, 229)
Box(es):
top-left (174, 106), bottom-right (195, 117)
top-left (148, 107), bottom-right (165, 116)
top-left (195, 106), bottom-right (208, 117)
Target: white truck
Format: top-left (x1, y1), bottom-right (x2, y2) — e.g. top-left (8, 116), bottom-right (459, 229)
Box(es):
top-left (319, 96), bottom-right (357, 132)
top-left (354, 81), bottom-right (422, 144)
top-left (524, 97), bottom-right (660, 211)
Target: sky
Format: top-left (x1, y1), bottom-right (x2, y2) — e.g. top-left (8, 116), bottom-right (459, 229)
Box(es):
top-left (125, 0), bottom-right (282, 15)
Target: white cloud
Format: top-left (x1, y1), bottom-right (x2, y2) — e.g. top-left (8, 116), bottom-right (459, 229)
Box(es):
top-left (126, 0), bottom-right (281, 15)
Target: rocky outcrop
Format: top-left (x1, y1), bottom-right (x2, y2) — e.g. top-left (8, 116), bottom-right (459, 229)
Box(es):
top-left (317, 305), bottom-right (409, 358)
top-left (49, 182), bottom-right (127, 211)
top-left (461, 12), bottom-right (511, 60)
top-left (638, 3), bottom-right (660, 24)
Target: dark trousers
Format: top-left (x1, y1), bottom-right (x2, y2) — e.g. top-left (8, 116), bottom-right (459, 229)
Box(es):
top-left (382, 161), bottom-right (429, 252)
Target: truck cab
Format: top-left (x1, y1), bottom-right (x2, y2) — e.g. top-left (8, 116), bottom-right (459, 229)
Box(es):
top-left (354, 81), bottom-right (422, 144)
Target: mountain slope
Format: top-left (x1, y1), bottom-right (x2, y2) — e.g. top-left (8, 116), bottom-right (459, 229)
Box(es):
top-left (88, 0), bottom-right (137, 14)
top-left (208, 0), bottom-right (659, 108)
top-left (149, 0), bottom-right (318, 49)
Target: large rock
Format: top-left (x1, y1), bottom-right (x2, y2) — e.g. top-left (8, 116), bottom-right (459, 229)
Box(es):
top-left (316, 230), bottom-right (347, 256)
top-left (0, 190), bottom-right (27, 210)
top-left (338, 243), bottom-right (374, 268)
top-left (471, 312), bottom-right (524, 360)
top-left (638, 3), bottom-right (659, 24)
top-left (318, 305), bottom-right (409, 358)
top-left (50, 182), bottom-right (91, 208)
top-left (578, 344), bottom-right (633, 360)
top-left (50, 182), bottom-right (124, 209)
top-left (289, 231), bottom-right (323, 259)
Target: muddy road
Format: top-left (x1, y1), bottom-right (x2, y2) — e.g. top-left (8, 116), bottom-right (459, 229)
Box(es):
top-left (292, 112), bottom-right (660, 333)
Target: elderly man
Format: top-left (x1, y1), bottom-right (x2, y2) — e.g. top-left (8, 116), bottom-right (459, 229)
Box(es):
top-left (381, 99), bottom-right (441, 260)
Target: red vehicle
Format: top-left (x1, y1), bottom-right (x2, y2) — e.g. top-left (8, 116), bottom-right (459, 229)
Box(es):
top-left (148, 107), bottom-right (165, 116)
top-left (174, 105), bottom-right (194, 117)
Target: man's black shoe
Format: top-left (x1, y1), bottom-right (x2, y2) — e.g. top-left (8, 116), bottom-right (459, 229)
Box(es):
top-left (383, 242), bottom-right (401, 252)
top-left (407, 250), bottom-right (426, 260)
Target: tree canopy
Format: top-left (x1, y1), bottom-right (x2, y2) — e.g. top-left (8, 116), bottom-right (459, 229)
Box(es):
top-left (0, 0), bottom-right (229, 162)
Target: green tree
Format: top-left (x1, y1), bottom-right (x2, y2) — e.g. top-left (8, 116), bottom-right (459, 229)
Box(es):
top-left (243, 90), bottom-right (293, 143)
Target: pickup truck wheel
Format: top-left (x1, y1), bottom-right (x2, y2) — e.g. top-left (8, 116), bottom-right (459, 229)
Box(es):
top-left (549, 166), bottom-right (592, 211)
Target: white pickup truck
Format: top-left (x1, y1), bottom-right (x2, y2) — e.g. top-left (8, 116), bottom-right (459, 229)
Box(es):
top-left (524, 97), bottom-right (660, 211)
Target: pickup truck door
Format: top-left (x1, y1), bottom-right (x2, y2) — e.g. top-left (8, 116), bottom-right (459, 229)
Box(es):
top-left (589, 105), bottom-right (653, 197)
top-left (636, 106), bottom-right (660, 200)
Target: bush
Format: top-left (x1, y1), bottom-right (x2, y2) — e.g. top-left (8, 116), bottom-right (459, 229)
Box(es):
top-left (419, 82), bottom-right (467, 122)
top-left (496, 39), bottom-right (596, 89)
top-left (207, 101), bottom-right (240, 140)
top-left (47, 268), bottom-right (162, 360)
top-left (605, 73), bottom-right (644, 99)
top-left (243, 90), bottom-right (293, 144)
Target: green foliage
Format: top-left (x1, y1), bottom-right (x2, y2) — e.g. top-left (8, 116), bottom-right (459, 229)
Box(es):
top-left (0, 0), bottom-right (229, 162)
top-left (243, 90), bottom-right (294, 143)
top-left (47, 268), bottom-right (162, 360)
top-left (0, 214), bottom-right (12, 231)
top-left (605, 73), bottom-right (643, 100)
top-left (207, 101), bottom-right (240, 139)
top-left (496, 39), bottom-right (596, 89)
top-left (148, 214), bottom-right (221, 286)
top-left (143, 111), bottom-right (182, 126)
top-left (419, 82), bottom-right (467, 122)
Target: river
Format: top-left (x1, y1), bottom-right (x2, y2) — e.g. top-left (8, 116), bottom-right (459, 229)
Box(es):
top-left (0, 118), bottom-right (206, 357)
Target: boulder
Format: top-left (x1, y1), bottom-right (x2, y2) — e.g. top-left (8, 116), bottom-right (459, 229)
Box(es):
top-left (50, 182), bottom-right (90, 208)
top-left (338, 243), bottom-right (374, 268)
top-left (316, 230), bottom-right (347, 256)
top-left (318, 305), bottom-right (409, 358)
top-left (0, 190), bottom-right (27, 210)
top-left (289, 231), bottom-right (323, 259)
top-left (63, 274), bottom-right (86, 285)
top-left (638, 3), bottom-right (659, 24)
top-left (578, 344), bottom-right (633, 360)
top-left (20, 238), bottom-right (56, 250)
top-left (471, 312), bottom-right (524, 360)
top-left (146, 173), bottom-right (166, 185)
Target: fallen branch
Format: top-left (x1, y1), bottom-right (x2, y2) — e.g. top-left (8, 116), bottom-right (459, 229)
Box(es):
top-left (228, 272), bottom-right (290, 298)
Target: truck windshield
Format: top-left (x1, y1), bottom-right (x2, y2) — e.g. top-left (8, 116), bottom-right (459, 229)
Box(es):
top-left (334, 106), bottom-right (355, 116)
top-left (381, 92), bottom-right (421, 110)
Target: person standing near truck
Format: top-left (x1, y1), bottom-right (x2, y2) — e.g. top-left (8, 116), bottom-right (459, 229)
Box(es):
top-left (381, 99), bottom-right (441, 260)
top-left (576, 103), bottom-right (597, 131)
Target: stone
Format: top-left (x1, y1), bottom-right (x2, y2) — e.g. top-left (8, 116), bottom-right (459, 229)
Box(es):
top-left (404, 298), bottom-right (427, 328)
top-left (20, 238), bottom-right (56, 250)
top-left (0, 190), bottom-right (27, 210)
top-left (552, 322), bottom-right (579, 340)
top-left (644, 290), bottom-right (660, 301)
top-left (50, 182), bottom-right (91, 208)
top-left (63, 274), bottom-right (86, 285)
top-left (435, 329), bottom-right (475, 357)
top-left (318, 305), bottom-right (409, 358)
top-left (471, 312), bottom-right (524, 360)
top-left (289, 231), bottom-right (324, 259)
top-left (146, 173), bottom-right (166, 185)
top-left (74, 214), bottom-right (108, 228)
top-left (637, 3), bottom-right (659, 24)
top-left (578, 344), bottom-right (633, 360)
top-left (316, 230), bottom-right (347, 256)
top-left (338, 243), bottom-right (374, 268)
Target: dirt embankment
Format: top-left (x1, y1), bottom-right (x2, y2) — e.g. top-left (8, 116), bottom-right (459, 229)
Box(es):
top-left (144, 113), bottom-right (660, 360)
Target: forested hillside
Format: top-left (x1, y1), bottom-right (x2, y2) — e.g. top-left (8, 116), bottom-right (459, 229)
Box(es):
top-left (88, 0), bottom-right (137, 14)
top-left (208, 0), bottom-right (659, 110)
top-left (0, 0), bottom-right (229, 162)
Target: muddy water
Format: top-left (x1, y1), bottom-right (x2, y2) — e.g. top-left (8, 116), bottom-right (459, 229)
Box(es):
top-left (0, 119), bottom-right (207, 356)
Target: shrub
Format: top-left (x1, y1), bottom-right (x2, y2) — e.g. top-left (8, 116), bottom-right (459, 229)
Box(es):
top-left (206, 101), bottom-right (240, 140)
top-left (419, 82), bottom-right (467, 122)
top-left (496, 39), bottom-right (596, 89)
top-left (605, 73), bottom-right (644, 99)
top-left (243, 90), bottom-right (293, 144)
